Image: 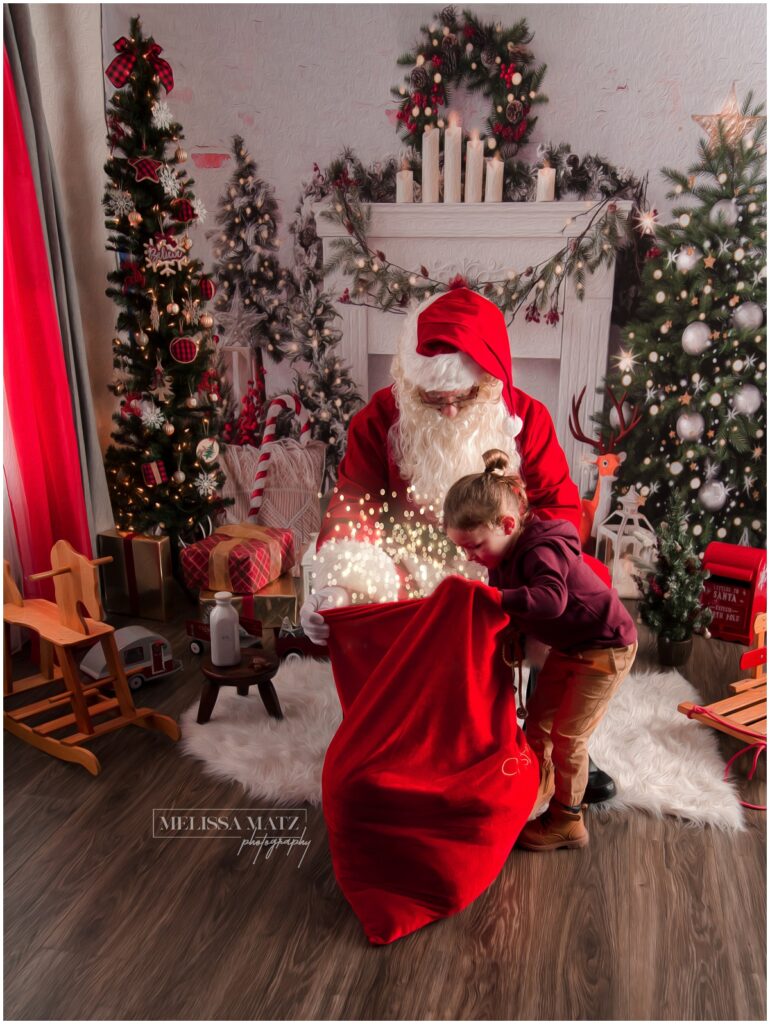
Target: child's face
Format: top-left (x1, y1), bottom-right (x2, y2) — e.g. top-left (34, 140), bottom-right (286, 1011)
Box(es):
top-left (446, 516), bottom-right (517, 569)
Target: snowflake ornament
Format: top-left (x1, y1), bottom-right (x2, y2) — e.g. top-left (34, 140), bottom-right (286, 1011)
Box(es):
top-left (106, 188), bottom-right (135, 218)
top-left (159, 165), bottom-right (181, 198)
top-left (192, 198), bottom-right (207, 224)
top-left (140, 401), bottom-right (166, 430)
top-left (195, 471), bottom-right (219, 497)
top-left (151, 101), bottom-right (174, 131)
top-left (182, 297), bottom-right (201, 325)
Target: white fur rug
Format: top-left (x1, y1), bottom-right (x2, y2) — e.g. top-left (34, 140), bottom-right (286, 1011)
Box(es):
top-left (179, 661), bottom-right (745, 830)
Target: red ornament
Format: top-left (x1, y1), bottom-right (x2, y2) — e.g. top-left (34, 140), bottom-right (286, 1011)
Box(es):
top-left (199, 277), bottom-right (216, 300)
top-left (172, 198), bottom-right (197, 222)
top-left (169, 336), bottom-right (199, 364)
top-left (128, 157), bottom-right (162, 183)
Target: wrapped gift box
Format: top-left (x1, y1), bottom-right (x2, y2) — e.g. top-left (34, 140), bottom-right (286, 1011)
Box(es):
top-left (97, 529), bottom-right (173, 621)
top-left (181, 524), bottom-right (295, 595)
top-left (199, 572), bottom-right (298, 627)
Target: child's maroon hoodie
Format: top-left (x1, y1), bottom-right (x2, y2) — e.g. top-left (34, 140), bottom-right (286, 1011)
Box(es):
top-left (487, 518), bottom-right (637, 653)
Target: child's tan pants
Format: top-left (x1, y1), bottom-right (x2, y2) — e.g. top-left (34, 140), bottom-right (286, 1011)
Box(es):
top-left (525, 641), bottom-right (638, 808)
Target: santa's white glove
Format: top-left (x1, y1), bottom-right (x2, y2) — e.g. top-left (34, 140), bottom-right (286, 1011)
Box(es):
top-left (299, 586), bottom-right (351, 645)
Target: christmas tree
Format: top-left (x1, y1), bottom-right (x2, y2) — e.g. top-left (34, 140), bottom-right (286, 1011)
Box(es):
top-left (210, 135), bottom-right (298, 377)
top-left (102, 16), bottom-right (230, 541)
top-left (601, 85), bottom-right (766, 550)
top-left (635, 492), bottom-right (713, 642)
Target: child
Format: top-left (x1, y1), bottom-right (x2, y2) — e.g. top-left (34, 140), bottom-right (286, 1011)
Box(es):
top-left (443, 449), bottom-right (637, 851)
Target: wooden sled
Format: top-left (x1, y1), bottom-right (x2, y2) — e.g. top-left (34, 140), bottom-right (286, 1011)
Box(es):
top-left (678, 612), bottom-right (766, 745)
top-left (4, 542), bottom-right (181, 776)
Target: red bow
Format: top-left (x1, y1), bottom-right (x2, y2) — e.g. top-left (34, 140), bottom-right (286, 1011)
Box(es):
top-left (122, 260), bottom-right (145, 293)
top-left (106, 37), bottom-right (174, 93)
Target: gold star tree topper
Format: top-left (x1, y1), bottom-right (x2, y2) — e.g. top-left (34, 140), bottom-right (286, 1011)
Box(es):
top-left (692, 83), bottom-right (763, 150)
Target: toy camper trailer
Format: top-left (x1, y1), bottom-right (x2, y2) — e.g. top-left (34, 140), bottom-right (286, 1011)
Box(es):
top-left (80, 626), bottom-right (180, 690)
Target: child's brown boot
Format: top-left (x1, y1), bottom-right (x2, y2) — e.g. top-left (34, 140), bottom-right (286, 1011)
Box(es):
top-left (527, 761), bottom-right (555, 822)
top-left (516, 800), bottom-right (589, 851)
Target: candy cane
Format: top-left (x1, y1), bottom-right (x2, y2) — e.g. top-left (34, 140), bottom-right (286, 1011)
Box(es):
top-left (249, 393), bottom-right (310, 514)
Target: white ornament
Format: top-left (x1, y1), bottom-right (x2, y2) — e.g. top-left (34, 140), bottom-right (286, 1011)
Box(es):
top-left (106, 188), bottom-right (135, 218)
top-left (732, 301), bottom-right (764, 331)
top-left (172, 469), bottom-right (186, 484)
top-left (196, 438), bottom-right (220, 464)
top-left (708, 393), bottom-right (722, 407)
top-left (670, 461), bottom-right (684, 476)
top-left (679, 214), bottom-right (690, 228)
top-left (732, 384), bottom-right (762, 416)
top-left (699, 480), bottom-right (727, 511)
top-left (609, 401), bottom-right (633, 429)
top-left (709, 199), bottom-right (739, 227)
top-left (159, 165), bottom-right (181, 198)
top-left (195, 471), bottom-right (219, 497)
top-left (140, 401), bottom-right (165, 430)
top-left (675, 247), bottom-right (702, 272)
top-left (655, 291), bottom-right (666, 303)
top-left (676, 412), bottom-right (705, 441)
top-left (192, 198), bottom-right (207, 224)
top-left (681, 321), bottom-right (711, 355)
top-left (151, 101), bottom-right (174, 130)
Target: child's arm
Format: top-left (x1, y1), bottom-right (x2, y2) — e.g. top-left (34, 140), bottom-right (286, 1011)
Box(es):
top-left (497, 546), bottom-right (570, 622)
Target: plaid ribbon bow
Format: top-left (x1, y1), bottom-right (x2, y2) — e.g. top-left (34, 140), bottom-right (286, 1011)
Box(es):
top-left (121, 260), bottom-right (146, 293)
top-left (106, 37), bottom-right (174, 93)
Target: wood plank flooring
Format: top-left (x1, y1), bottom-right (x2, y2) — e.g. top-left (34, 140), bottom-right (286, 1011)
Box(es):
top-left (4, 598), bottom-right (766, 1020)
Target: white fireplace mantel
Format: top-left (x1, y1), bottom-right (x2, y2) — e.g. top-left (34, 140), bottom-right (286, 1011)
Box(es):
top-left (312, 200), bottom-right (633, 487)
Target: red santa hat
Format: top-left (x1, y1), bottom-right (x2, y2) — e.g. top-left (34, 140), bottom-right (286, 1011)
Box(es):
top-left (398, 286), bottom-right (522, 437)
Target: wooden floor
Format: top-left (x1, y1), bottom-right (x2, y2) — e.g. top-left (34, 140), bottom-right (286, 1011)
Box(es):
top-left (4, 598), bottom-right (766, 1021)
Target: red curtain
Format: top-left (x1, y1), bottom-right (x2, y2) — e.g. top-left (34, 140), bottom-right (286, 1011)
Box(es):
top-left (3, 49), bottom-right (92, 596)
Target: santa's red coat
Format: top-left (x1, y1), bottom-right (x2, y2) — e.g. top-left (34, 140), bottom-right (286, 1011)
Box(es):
top-left (317, 386), bottom-right (611, 588)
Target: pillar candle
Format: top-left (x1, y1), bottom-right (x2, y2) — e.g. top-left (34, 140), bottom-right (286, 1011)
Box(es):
top-left (464, 131), bottom-right (484, 203)
top-left (536, 160), bottom-right (556, 202)
top-left (443, 112), bottom-right (462, 203)
top-left (421, 125), bottom-right (439, 203)
top-left (484, 155), bottom-right (504, 203)
top-left (396, 159), bottom-right (414, 203)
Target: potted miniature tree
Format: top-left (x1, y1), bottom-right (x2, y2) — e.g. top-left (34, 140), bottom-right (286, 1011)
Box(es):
top-left (635, 492), bottom-right (713, 666)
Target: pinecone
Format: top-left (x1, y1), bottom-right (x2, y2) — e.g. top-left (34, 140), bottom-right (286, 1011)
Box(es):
top-left (441, 36), bottom-right (460, 75)
top-left (440, 5), bottom-right (458, 29)
top-left (481, 45), bottom-right (499, 68)
top-left (506, 100), bottom-right (524, 124)
top-left (410, 66), bottom-right (430, 91)
top-left (507, 44), bottom-right (533, 61)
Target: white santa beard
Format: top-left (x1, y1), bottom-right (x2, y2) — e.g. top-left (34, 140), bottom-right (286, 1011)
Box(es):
top-left (389, 378), bottom-right (522, 510)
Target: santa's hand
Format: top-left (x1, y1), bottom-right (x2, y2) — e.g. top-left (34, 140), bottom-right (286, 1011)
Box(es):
top-left (299, 586), bottom-right (351, 645)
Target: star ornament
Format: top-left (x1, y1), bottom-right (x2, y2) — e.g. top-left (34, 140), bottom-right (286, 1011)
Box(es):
top-left (703, 255), bottom-right (716, 269)
top-left (128, 157), bottom-right (163, 183)
top-left (692, 83), bottom-right (763, 151)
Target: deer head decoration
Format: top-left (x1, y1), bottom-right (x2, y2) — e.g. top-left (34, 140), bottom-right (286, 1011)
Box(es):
top-left (569, 387), bottom-right (641, 549)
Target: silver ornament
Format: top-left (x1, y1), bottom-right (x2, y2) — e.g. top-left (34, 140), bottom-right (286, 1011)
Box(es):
top-left (135, 331), bottom-right (149, 350)
top-left (675, 247), bottom-right (702, 272)
top-left (676, 412), bottom-right (705, 441)
top-left (698, 480), bottom-right (727, 511)
top-left (708, 199), bottom-right (739, 227)
top-left (609, 401), bottom-right (632, 429)
top-left (732, 301), bottom-right (764, 331)
top-left (681, 321), bottom-right (711, 355)
top-left (731, 384), bottom-right (762, 416)
top-left (172, 470), bottom-right (186, 484)
top-left (199, 312), bottom-right (214, 329)
top-left (163, 421), bottom-right (175, 436)
top-left (186, 395), bottom-right (199, 409)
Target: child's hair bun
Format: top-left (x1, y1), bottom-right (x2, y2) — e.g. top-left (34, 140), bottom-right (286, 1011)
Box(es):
top-left (482, 448), bottom-right (509, 477)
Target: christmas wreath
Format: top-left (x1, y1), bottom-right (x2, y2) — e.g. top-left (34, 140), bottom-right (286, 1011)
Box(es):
top-left (391, 6), bottom-right (547, 158)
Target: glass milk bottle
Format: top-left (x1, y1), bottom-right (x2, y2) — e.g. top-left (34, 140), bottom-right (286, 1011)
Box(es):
top-left (209, 592), bottom-right (241, 666)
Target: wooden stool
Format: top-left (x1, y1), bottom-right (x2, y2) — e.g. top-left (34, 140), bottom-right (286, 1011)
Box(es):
top-left (198, 653), bottom-right (283, 724)
top-left (4, 543), bottom-right (181, 776)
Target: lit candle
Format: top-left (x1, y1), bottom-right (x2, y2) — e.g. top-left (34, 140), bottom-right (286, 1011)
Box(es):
top-left (421, 125), bottom-right (439, 203)
top-left (484, 154), bottom-right (504, 203)
top-left (536, 158), bottom-right (556, 202)
top-left (443, 111), bottom-right (462, 204)
top-left (464, 130), bottom-right (484, 203)
top-left (396, 157), bottom-right (414, 203)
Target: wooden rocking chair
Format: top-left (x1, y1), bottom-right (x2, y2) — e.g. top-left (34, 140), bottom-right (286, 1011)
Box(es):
top-left (4, 541), bottom-right (181, 776)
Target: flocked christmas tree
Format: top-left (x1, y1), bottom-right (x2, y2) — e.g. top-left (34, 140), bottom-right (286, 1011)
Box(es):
top-left (601, 85), bottom-right (766, 550)
top-left (210, 135), bottom-right (298, 378)
top-left (635, 492), bottom-right (713, 643)
top-left (102, 16), bottom-right (230, 542)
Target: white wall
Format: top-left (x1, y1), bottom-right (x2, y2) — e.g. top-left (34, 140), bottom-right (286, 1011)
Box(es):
top-left (30, 2), bottom-right (767, 450)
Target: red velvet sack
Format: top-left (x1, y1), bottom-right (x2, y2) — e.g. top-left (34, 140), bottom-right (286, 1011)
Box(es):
top-left (321, 575), bottom-right (539, 946)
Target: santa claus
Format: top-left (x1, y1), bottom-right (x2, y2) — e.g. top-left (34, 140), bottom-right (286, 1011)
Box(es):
top-left (300, 285), bottom-right (616, 803)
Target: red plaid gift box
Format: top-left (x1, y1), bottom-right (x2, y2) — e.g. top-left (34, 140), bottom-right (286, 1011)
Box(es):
top-left (180, 524), bottom-right (295, 594)
top-left (141, 460), bottom-right (167, 486)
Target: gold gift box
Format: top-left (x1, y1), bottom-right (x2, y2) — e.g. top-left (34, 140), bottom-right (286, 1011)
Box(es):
top-left (199, 573), bottom-right (298, 627)
top-left (97, 529), bottom-right (173, 622)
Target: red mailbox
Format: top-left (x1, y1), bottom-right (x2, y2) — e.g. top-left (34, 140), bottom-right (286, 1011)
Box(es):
top-left (701, 542), bottom-right (767, 645)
